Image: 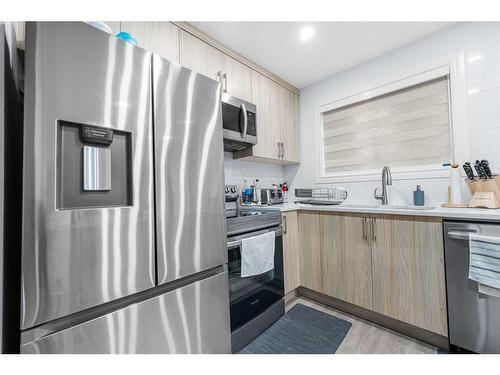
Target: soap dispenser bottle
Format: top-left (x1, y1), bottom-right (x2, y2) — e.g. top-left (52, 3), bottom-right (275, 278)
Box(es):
top-left (413, 185), bottom-right (425, 206)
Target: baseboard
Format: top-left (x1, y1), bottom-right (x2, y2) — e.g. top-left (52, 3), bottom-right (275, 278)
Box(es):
top-left (284, 289), bottom-right (298, 307)
top-left (298, 287), bottom-right (449, 350)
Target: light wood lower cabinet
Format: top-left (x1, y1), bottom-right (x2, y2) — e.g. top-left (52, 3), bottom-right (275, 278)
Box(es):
top-left (320, 212), bottom-right (345, 300)
top-left (298, 211), bottom-right (322, 292)
top-left (371, 215), bottom-right (448, 336)
top-left (320, 213), bottom-right (373, 310)
top-left (283, 211), bottom-right (300, 294)
top-left (342, 214), bottom-right (373, 310)
top-left (293, 211), bottom-right (447, 336)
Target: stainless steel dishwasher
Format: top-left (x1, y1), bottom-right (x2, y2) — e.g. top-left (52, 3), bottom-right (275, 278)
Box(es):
top-left (444, 221), bottom-right (500, 353)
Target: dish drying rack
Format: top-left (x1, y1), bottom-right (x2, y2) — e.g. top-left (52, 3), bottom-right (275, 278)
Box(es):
top-left (295, 188), bottom-right (344, 206)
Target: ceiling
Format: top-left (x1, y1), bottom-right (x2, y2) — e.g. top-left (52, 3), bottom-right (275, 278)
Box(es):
top-left (191, 22), bottom-right (454, 89)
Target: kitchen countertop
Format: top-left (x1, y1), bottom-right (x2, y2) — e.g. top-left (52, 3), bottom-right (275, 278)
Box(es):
top-left (240, 203), bottom-right (500, 222)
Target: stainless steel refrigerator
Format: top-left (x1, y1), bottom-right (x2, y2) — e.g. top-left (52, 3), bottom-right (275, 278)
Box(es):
top-left (20, 22), bottom-right (230, 353)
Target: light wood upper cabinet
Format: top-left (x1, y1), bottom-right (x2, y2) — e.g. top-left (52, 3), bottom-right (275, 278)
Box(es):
top-left (370, 215), bottom-right (448, 336)
top-left (247, 71), bottom-right (280, 160)
top-left (283, 211), bottom-right (300, 295)
top-left (298, 211), bottom-right (322, 292)
top-left (234, 72), bottom-right (300, 164)
top-left (282, 90), bottom-right (300, 163)
top-left (180, 30), bottom-right (223, 81)
top-left (121, 22), bottom-right (179, 63)
top-left (222, 55), bottom-right (252, 102)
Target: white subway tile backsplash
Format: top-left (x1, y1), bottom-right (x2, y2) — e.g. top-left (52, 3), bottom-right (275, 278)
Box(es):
top-left (224, 152), bottom-right (283, 190)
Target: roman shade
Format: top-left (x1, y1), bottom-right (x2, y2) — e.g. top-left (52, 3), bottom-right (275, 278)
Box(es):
top-left (321, 76), bottom-right (451, 175)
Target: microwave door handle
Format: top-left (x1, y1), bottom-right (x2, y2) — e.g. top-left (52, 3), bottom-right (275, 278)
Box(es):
top-left (240, 103), bottom-right (248, 138)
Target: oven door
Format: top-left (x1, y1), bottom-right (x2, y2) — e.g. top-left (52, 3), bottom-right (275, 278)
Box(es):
top-left (227, 226), bottom-right (284, 332)
top-left (222, 93), bottom-right (257, 150)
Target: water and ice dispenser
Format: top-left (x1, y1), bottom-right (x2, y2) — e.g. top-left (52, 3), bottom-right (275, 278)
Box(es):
top-left (57, 120), bottom-right (133, 209)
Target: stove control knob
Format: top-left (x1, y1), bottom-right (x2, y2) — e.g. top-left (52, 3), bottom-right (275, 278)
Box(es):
top-left (230, 187), bottom-right (237, 193)
top-left (225, 187), bottom-right (229, 194)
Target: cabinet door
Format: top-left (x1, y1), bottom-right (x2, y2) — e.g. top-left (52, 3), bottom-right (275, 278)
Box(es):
top-left (222, 55), bottom-right (252, 102)
top-left (250, 71), bottom-right (280, 160)
top-left (343, 214), bottom-right (373, 310)
top-left (320, 212), bottom-right (345, 300)
top-left (283, 211), bottom-right (300, 294)
top-left (371, 215), bottom-right (447, 336)
top-left (371, 215), bottom-right (414, 320)
top-left (413, 217), bottom-right (447, 335)
top-left (298, 211), bottom-right (322, 292)
top-left (281, 90), bottom-right (300, 163)
top-left (180, 30), bottom-right (223, 81)
top-left (121, 22), bottom-right (179, 63)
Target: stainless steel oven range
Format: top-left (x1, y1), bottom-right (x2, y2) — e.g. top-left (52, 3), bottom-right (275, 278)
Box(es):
top-left (225, 186), bottom-right (284, 353)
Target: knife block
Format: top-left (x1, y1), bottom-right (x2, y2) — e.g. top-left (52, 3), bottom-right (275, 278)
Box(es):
top-left (466, 176), bottom-right (500, 208)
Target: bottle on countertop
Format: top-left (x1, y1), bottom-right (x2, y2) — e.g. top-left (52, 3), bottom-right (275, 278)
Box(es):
top-left (253, 179), bottom-right (262, 205)
top-left (281, 182), bottom-right (288, 203)
top-left (241, 179), bottom-right (248, 204)
top-left (413, 185), bottom-right (424, 206)
top-left (450, 163), bottom-right (462, 205)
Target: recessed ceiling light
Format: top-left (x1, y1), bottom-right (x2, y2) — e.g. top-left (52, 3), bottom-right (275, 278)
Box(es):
top-left (299, 26), bottom-right (315, 42)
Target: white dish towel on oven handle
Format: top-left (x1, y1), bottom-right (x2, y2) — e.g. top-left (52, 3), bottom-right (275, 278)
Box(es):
top-left (240, 231), bottom-right (275, 278)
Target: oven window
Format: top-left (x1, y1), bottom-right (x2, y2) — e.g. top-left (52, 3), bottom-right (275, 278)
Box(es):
top-left (227, 233), bottom-right (284, 331)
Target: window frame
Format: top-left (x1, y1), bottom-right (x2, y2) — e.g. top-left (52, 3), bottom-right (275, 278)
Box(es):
top-left (313, 53), bottom-right (469, 184)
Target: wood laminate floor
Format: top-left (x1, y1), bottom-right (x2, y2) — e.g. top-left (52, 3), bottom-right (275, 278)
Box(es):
top-left (286, 296), bottom-right (438, 354)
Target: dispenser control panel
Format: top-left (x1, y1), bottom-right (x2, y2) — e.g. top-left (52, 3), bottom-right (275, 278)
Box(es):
top-left (80, 125), bottom-right (114, 146)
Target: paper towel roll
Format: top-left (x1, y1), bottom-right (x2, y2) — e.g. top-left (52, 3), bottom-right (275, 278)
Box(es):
top-left (451, 163), bottom-right (462, 205)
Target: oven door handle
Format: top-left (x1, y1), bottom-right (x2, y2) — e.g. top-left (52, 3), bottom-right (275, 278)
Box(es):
top-left (447, 229), bottom-right (478, 241)
top-left (239, 102), bottom-right (248, 138)
top-left (227, 228), bottom-right (282, 249)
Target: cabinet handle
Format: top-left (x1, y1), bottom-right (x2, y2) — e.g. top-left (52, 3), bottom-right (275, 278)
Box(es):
top-left (283, 215), bottom-right (287, 234)
top-left (281, 142), bottom-right (285, 159)
top-left (216, 71), bottom-right (222, 82)
top-left (223, 73), bottom-right (228, 93)
top-left (277, 142), bottom-right (281, 158)
top-left (371, 217), bottom-right (376, 242)
top-left (362, 217), bottom-right (367, 240)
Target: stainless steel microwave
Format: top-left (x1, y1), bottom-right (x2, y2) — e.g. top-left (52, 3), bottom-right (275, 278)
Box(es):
top-left (222, 92), bottom-right (257, 152)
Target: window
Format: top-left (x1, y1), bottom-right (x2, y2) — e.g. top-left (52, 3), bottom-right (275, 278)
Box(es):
top-left (319, 76), bottom-right (452, 178)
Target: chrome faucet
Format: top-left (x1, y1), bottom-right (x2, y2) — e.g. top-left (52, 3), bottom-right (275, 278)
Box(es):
top-left (374, 166), bottom-right (392, 205)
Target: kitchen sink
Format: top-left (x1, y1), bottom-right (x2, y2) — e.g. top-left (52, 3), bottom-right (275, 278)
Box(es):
top-left (341, 204), bottom-right (436, 210)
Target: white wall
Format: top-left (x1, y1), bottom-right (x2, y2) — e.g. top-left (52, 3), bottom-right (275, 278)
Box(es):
top-left (224, 152), bottom-right (284, 191)
top-left (285, 22), bottom-right (500, 206)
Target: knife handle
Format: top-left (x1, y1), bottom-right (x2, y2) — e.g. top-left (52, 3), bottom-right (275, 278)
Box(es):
top-left (463, 162), bottom-right (475, 180)
top-left (481, 159), bottom-right (493, 178)
top-left (474, 160), bottom-right (487, 179)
